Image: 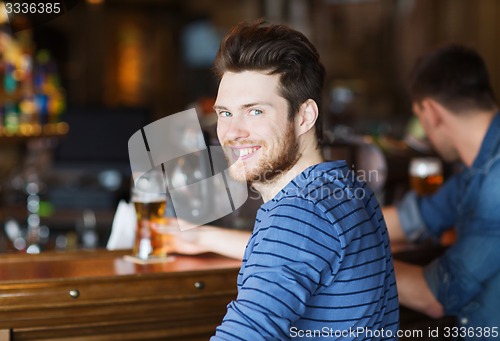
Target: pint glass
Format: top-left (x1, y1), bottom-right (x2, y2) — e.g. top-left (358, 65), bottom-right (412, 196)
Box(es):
top-left (409, 157), bottom-right (456, 245)
top-left (409, 157), bottom-right (443, 196)
top-left (131, 167), bottom-right (170, 259)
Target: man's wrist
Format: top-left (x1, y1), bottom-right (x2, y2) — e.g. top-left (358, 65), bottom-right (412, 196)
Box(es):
top-left (396, 191), bottom-right (429, 242)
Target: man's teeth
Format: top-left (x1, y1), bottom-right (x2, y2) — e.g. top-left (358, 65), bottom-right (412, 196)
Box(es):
top-left (239, 147), bottom-right (259, 157)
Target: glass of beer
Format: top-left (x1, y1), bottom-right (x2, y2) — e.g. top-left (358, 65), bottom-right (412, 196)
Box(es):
top-left (131, 167), bottom-right (170, 260)
top-left (409, 157), bottom-right (456, 246)
top-left (409, 157), bottom-right (443, 196)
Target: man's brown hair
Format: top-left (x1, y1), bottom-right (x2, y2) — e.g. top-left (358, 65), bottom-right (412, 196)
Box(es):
top-left (409, 44), bottom-right (497, 113)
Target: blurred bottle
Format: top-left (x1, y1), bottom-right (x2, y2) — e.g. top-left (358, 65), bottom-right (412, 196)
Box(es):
top-left (3, 101), bottom-right (17, 134)
top-left (34, 49), bottom-right (65, 125)
top-left (0, 28), bottom-right (66, 136)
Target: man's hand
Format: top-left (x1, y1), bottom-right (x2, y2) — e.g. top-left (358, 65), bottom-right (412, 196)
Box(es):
top-left (394, 260), bottom-right (444, 319)
top-left (165, 222), bottom-right (215, 256)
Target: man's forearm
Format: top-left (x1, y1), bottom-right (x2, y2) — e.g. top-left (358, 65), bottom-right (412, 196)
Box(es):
top-left (382, 206), bottom-right (408, 242)
top-left (393, 260), bottom-right (444, 319)
top-left (198, 228), bottom-right (251, 260)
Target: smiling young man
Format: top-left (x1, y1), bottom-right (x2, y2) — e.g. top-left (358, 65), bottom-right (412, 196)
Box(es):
top-left (194, 21), bottom-right (399, 340)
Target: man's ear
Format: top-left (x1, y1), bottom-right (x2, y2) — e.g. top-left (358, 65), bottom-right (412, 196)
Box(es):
top-left (421, 98), bottom-right (444, 128)
top-left (295, 99), bottom-right (319, 136)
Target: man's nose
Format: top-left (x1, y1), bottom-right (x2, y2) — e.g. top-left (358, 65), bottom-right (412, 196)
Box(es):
top-left (221, 116), bottom-right (250, 142)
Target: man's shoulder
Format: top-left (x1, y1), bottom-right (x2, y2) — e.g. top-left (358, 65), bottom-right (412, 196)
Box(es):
top-left (477, 150), bottom-right (500, 189)
top-left (485, 148), bottom-right (500, 173)
top-left (272, 162), bottom-right (374, 226)
top-left (260, 176), bottom-right (339, 229)
top-left (287, 161), bottom-right (355, 202)
top-left (469, 153), bottom-right (500, 224)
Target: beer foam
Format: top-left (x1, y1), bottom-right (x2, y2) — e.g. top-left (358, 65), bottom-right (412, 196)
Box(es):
top-left (409, 157), bottom-right (442, 178)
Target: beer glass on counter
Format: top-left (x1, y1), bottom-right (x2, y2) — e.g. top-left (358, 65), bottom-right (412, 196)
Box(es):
top-left (409, 157), bottom-right (443, 196)
top-left (409, 157), bottom-right (455, 245)
top-left (131, 167), bottom-right (170, 260)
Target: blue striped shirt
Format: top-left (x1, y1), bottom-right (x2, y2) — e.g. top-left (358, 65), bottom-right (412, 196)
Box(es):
top-left (212, 161), bottom-right (399, 340)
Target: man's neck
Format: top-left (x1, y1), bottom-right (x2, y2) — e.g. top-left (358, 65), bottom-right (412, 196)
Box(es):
top-left (453, 110), bottom-right (496, 167)
top-left (252, 145), bottom-right (325, 203)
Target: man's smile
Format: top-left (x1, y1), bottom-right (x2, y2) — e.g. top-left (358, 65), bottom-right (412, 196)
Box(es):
top-left (231, 145), bottom-right (262, 160)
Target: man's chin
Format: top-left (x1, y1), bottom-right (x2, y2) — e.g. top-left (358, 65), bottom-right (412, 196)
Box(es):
top-left (228, 166), bottom-right (267, 184)
top-left (227, 166), bottom-right (250, 183)
top-left (228, 173), bottom-right (249, 183)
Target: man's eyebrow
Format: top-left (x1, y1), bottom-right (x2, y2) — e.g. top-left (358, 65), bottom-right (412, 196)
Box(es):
top-left (213, 105), bottom-right (228, 111)
top-left (213, 102), bottom-right (272, 111)
top-left (241, 102), bottom-right (272, 109)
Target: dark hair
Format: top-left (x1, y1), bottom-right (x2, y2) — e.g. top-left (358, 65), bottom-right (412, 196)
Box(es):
top-left (409, 44), bottom-right (497, 113)
top-left (214, 20), bottom-right (326, 144)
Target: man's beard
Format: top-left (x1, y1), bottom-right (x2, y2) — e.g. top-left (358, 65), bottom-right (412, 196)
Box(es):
top-left (223, 122), bottom-right (300, 184)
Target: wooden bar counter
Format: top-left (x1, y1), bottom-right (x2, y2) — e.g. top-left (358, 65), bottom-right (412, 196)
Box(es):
top-left (0, 250), bottom-right (241, 341)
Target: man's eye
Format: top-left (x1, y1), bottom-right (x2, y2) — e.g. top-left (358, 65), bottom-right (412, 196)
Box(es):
top-left (249, 109), bottom-right (263, 116)
top-left (218, 111), bottom-right (232, 118)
